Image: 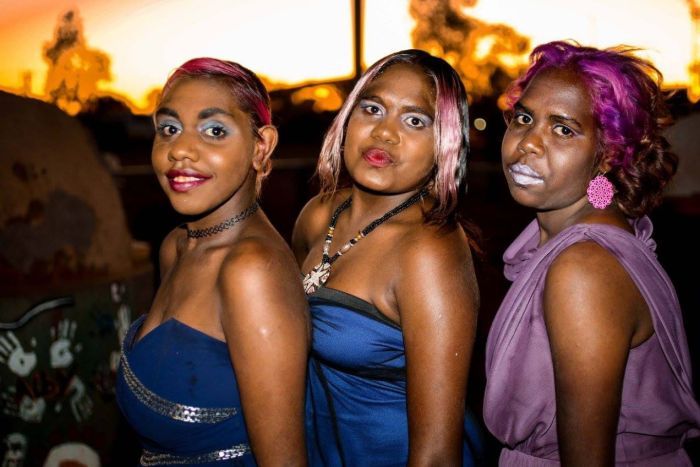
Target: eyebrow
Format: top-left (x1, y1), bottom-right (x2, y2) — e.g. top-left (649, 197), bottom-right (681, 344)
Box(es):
top-left (198, 107), bottom-right (235, 120)
top-left (154, 107), bottom-right (234, 120)
top-left (550, 113), bottom-right (583, 129)
top-left (155, 107), bottom-right (178, 119)
top-left (360, 94), bottom-right (434, 119)
top-left (514, 102), bottom-right (583, 129)
top-left (403, 105), bottom-right (434, 119)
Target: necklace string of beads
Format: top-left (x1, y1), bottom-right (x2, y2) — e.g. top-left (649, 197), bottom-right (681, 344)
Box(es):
top-left (303, 188), bottom-right (428, 295)
top-left (185, 201), bottom-right (259, 239)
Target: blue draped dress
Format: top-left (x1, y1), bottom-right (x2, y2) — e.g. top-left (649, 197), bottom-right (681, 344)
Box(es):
top-left (306, 286), bottom-right (483, 466)
top-left (115, 315), bottom-right (256, 466)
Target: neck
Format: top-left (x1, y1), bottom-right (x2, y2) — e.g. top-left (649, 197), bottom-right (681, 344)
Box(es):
top-left (346, 185), bottom-right (425, 226)
top-left (184, 183), bottom-right (258, 240)
top-left (535, 197), bottom-right (626, 245)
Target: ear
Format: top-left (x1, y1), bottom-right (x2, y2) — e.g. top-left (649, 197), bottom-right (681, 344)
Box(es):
top-left (252, 125), bottom-right (278, 172)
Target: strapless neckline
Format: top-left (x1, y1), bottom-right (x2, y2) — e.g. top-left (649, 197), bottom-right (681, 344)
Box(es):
top-left (310, 286), bottom-right (401, 330)
top-left (126, 315), bottom-right (227, 353)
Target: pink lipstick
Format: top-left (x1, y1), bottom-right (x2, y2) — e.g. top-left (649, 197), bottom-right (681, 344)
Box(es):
top-left (165, 169), bottom-right (211, 193)
top-left (362, 148), bottom-right (393, 168)
top-left (508, 163), bottom-right (544, 187)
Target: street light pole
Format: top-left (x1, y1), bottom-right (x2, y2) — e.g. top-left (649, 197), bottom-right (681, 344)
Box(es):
top-left (353, 0), bottom-right (363, 80)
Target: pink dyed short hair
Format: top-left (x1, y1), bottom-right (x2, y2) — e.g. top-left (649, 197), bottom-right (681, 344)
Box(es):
top-left (163, 57), bottom-right (271, 129)
top-left (317, 49), bottom-right (470, 225)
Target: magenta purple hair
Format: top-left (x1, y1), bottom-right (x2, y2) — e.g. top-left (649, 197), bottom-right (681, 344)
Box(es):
top-left (161, 57), bottom-right (274, 192)
top-left (317, 49), bottom-right (470, 225)
top-left (505, 41), bottom-right (677, 216)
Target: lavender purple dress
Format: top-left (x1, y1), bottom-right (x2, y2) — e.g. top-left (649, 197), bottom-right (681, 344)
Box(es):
top-left (484, 217), bottom-right (700, 466)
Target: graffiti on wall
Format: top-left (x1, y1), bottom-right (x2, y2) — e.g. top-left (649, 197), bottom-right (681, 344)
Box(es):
top-left (0, 281), bottom-right (138, 466)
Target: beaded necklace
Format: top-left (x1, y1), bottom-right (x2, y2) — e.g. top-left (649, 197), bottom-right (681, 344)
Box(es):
top-left (302, 189), bottom-right (427, 294)
top-left (186, 201), bottom-right (259, 239)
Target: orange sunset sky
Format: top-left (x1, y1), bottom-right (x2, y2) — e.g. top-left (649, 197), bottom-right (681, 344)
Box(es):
top-left (0, 0), bottom-right (696, 111)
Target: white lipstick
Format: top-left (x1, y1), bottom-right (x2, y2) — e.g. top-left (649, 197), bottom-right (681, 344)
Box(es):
top-left (509, 163), bottom-right (544, 186)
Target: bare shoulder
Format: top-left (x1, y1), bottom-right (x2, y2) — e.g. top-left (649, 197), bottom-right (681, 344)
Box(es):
top-left (544, 240), bottom-right (640, 333)
top-left (546, 240), bottom-right (626, 292)
top-left (292, 190), bottom-right (350, 262)
top-left (221, 233), bottom-right (299, 290)
top-left (395, 222), bottom-right (478, 308)
top-left (397, 222), bottom-right (474, 273)
top-left (158, 227), bottom-right (182, 276)
top-left (218, 231), bottom-right (307, 320)
top-left (294, 191), bottom-right (348, 237)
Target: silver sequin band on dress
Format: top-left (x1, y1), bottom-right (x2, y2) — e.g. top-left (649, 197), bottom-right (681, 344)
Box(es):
top-left (120, 353), bottom-right (238, 423)
top-left (140, 444), bottom-right (250, 466)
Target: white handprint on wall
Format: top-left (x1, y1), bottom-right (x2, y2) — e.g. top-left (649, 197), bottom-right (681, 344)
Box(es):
top-left (49, 320), bottom-right (81, 369)
top-left (18, 395), bottom-right (46, 423)
top-left (109, 283), bottom-right (132, 373)
top-left (1, 384), bottom-right (46, 424)
top-left (0, 332), bottom-right (36, 377)
top-left (66, 375), bottom-right (93, 422)
top-left (110, 282), bottom-right (126, 303)
top-left (115, 304), bottom-right (131, 344)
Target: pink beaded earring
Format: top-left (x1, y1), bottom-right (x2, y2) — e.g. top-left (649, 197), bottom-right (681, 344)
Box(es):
top-left (587, 174), bottom-right (615, 209)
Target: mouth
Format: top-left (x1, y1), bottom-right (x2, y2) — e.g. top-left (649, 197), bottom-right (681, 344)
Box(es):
top-left (362, 148), bottom-right (394, 168)
top-left (165, 169), bottom-right (212, 193)
top-left (508, 163), bottom-right (544, 187)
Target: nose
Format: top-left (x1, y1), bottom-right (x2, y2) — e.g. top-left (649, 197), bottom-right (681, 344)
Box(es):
top-left (370, 118), bottom-right (399, 145)
top-left (168, 132), bottom-right (199, 162)
top-left (515, 126), bottom-right (544, 159)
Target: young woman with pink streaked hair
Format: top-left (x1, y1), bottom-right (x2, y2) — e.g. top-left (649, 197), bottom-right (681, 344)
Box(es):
top-left (115, 58), bottom-right (309, 466)
top-left (293, 49), bottom-right (483, 466)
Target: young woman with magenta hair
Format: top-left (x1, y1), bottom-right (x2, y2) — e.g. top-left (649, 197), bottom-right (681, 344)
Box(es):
top-left (115, 58), bottom-right (309, 466)
top-left (484, 41), bottom-right (700, 465)
top-left (292, 49), bottom-right (483, 466)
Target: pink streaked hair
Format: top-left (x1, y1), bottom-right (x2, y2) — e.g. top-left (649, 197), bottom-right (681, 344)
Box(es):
top-left (163, 58), bottom-right (271, 128)
top-left (161, 58), bottom-right (273, 193)
top-left (317, 49), bottom-right (470, 225)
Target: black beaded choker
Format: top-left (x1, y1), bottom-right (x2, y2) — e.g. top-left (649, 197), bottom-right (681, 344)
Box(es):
top-left (186, 201), bottom-right (259, 239)
top-left (302, 189), bottom-right (427, 294)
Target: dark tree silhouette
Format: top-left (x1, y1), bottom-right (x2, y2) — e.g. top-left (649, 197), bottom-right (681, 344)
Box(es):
top-left (43, 10), bottom-right (112, 115)
top-left (410, 0), bottom-right (530, 101)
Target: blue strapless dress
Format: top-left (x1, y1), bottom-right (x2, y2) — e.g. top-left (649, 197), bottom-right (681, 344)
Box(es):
top-left (306, 287), bottom-right (484, 466)
top-left (115, 315), bottom-right (256, 466)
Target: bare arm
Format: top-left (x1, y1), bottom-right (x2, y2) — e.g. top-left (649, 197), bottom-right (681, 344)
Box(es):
top-left (396, 229), bottom-right (479, 466)
top-left (219, 240), bottom-right (309, 466)
top-left (544, 242), bottom-right (645, 467)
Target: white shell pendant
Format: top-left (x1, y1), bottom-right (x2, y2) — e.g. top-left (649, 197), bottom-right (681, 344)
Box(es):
top-left (303, 261), bottom-right (331, 295)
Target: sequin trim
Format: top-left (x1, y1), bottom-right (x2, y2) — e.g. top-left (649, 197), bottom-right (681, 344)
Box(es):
top-left (140, 444), bottom-right (250, 465)
top-left (120, 353), bottom-right (238, 423)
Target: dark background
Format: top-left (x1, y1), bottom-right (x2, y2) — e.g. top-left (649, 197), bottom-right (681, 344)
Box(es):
top-left (2, 0), bottom-right (699, 461)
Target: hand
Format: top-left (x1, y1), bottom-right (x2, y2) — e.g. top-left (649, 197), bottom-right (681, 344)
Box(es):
top-left (50, 319), bottom-right (81, 369)
top-left (0, 332), bottom-right (37, 377)
top-left (67, 375), bottom-right (93, 422)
